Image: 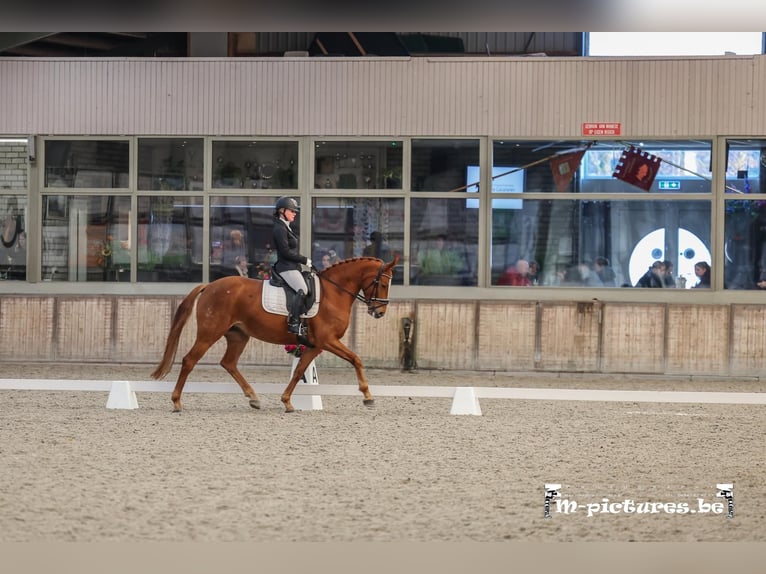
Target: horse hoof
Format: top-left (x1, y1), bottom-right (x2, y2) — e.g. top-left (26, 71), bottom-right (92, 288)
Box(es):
top-left (284, 405), bottom-right (295, 413)
top-left (363, 399), bottom-right (375, 407)
top-left (172, 408), bottom-right (182, 413)
top-left (249, 399), bottom-right (261, 410)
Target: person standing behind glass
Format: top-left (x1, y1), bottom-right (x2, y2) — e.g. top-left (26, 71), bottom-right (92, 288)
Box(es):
top-left (272, 196), bottom-right (311, 336)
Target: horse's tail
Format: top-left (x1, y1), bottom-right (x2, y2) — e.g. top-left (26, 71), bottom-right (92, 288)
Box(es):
top-left (150, 284), bottom-right (207, 380)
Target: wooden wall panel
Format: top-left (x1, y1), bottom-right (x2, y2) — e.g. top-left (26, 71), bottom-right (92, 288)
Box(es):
top-left (730, 305), bottom-right (766, 376)
top-left (415, 302), bottom-right (476, 370)
top-left (3, 56), bottom-right (765, 138)
top-left (114, 297), bottom-right (173, 363)
top-left (601, 304), bottom-right (665, 373)
top-left (0, 296), bottom-right (54, 361)
top-left (538, 302), bottom-right (600, 371)
top-left (7, 295), bottom-right (766, 379)
top-left (476, 302), bottom-right (536, 371)
top-left (666, 305), bottom-right (730, 375)
top-left (55, 298), bottom-right (113, 361)
top-left (349, 301), bottom-right (415, 370)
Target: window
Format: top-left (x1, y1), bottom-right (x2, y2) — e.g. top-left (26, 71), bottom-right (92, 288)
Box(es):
top-left (724, 139), bottom-right (766, 290)
top-left (210, 195), bottom-right (278, 280)
top-left (491, 139), bottom-right (712, 288)
top-left (41, 195), bottom-right (132, 282)
top-left (314, 140), bottom-right (403, 190)
top-left (136, 196), bottom-right (203, 282)
top-left (0, 194), bottom-right (27, 280)
top-left (44, 140), bottom-right (129, 189)
top-left (312, 196), bottom-right (404, 284)
top-left (212, 140), bottom-right (298, 190)
top-left (410, 197), bottom-right (478, 286)
top-left (137, 138), bottom-right (203, 191)
top-left (587, 32), bottom-right (763, 57)
top-left (411, 139), bottom-right (479, 192)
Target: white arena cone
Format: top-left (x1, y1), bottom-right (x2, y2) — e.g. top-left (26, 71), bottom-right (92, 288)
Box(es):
top-left (450, 386), bottom-right (482, 415)
top-left (106, 380), bottom-right (139, 410)
top-left (290, 357), bottom-right (323, 411)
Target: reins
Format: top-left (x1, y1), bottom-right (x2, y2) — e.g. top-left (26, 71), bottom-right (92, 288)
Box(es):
top-left (316, 260), bottom-right (392, 313)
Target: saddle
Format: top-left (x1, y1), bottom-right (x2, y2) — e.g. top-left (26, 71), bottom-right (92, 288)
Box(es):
top-left (262, 270), bottom-right (321, 318)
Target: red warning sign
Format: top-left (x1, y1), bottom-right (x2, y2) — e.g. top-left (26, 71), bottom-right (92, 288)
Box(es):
top-left (582, 122), bottom-right (622, 136)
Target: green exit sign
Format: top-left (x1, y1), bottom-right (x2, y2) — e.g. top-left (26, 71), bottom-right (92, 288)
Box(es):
top-left (659, 180), bottom-right (681, 190)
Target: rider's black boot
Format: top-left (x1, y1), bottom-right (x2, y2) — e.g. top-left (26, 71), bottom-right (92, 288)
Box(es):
top-left (287, 290), bottom-right (306, 336)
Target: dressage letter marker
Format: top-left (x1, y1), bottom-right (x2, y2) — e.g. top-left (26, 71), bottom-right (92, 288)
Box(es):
top-left (450, 386), bottom-right (482, 415)
top-left (290, 358), bottom-right (323, 411)
top-left (106, 380), bottom-right (139, 410)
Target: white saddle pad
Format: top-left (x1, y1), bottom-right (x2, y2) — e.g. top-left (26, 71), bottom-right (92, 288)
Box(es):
top-left (262, 274), bottom-right (321, 317)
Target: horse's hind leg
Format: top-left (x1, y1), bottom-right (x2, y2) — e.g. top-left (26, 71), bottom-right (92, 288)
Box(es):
top-left (171, 338), bottom-right (215, 412)
top-left (220, 327), bottom-right (260, 409)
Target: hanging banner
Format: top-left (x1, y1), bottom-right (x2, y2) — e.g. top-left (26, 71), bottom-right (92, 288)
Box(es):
top-left (550, 149), bottom-right (586, 192)
top-left (612, 146), bottom-right (662, 191)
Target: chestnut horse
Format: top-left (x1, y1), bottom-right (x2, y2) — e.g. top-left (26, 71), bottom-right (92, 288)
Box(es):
top-left (151, 256), bottom-right (399, 412)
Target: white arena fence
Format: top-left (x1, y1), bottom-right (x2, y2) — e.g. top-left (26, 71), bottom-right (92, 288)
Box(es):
top-left (1, 378), bottom-right (765, 416)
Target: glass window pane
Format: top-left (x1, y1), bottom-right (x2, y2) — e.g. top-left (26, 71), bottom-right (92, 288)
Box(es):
top-left (493, 140), bottom-right (712, 194)
top-left (1, 194), bottom-right (28, 280)
top-left (312, 196), bottom-right (404, 284)
top-left (137, 196), bottom-right (202, 282)
top-left (1, 138), bottom-right (29, 190)
top-left (137, 138), bottom-right (203, 191)
top-left (725, 139), bottom-right (766, 194)
top-left (491, 199), bottom-right (711, 288)
top-left (44, 140), bottom-right (128, 188)
top-left (410, 197), bottom-right (478, 285)
top-left (41, 195), bottom-right (132, 281)
top-left (212, 140), bottom-right (299, 190)
top-left (412, 139), bottom-right (479, 192)
top-left (314, 141), bottom-right (403, 190)
top-left (210, 195), bottom-right (279, 280)
top-left (724, 199), bottom-right (766, 289)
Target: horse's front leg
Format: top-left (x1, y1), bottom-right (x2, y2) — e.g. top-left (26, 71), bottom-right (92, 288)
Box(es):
top-left (324, 340), bottom-right (374, 407)
top-left (281, 349), bottom-right (322, 413)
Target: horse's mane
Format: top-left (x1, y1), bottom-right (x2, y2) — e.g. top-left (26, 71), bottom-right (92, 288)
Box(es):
top-left (322, 256), bottom-right (379, 272)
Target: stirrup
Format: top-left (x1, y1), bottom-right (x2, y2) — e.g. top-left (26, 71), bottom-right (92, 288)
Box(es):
top-left (287, 320), bottom-right (306, 337)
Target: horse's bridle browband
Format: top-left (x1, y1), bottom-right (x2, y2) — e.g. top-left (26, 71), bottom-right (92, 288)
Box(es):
top-left (318, 261), bottom-right (392, 314)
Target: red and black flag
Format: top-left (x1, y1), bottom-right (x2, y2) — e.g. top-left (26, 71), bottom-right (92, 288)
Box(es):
top-left (612, 146), bottom-right (662, 191)
top-left (550, 149), bottom-right (586, 192)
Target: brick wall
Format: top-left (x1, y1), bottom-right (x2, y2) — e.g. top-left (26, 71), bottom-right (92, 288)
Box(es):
top-left (0, 142), bottom-right (28, 190)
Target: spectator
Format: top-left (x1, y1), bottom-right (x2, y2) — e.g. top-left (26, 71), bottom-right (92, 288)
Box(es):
top-left (593, 257), bottom-right (617, 286)
top-left (498, 258), bottom-right (532, 286)
top-left (694, 261), bottom-right (711, 288)
top-left (417, 234), bottom-right (463, 277)
top-left (635, 261), bottom-right (666, 288)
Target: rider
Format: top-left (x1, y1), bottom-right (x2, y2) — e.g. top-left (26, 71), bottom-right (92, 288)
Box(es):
top-left (272, 196), bottom-right (311, 336)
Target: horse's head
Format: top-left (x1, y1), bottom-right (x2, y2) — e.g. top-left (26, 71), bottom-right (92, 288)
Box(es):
top-left (360, 254), bottom-right (399, 318)
top-left (322, 255), bottom-right (399, 318)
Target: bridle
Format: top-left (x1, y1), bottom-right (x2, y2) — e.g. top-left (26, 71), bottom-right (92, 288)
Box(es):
top-left (318, 261), bottom-right (392, 316)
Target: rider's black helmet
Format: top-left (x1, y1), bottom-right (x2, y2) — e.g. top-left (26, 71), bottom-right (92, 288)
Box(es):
top-left (275, 196), bottom-right (300, 213)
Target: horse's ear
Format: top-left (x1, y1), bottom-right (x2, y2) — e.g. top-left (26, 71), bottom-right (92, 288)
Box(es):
top-left (387, 254), bottom-right (400, 269)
